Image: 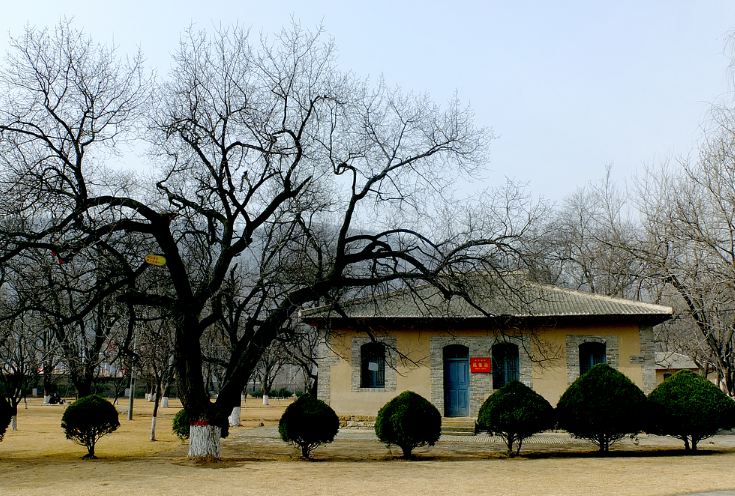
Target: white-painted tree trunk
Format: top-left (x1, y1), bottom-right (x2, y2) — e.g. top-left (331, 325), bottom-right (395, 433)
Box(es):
top-left (188, 424), bottom-right (221, 460)
top-left (161, 396), bottom-right (169, 408)
top-left (150, 416), bottom-right (157, 441)
top-left (228, 406), bottom-right (241, 427)
top-left (11, 415), bottom-right (17, 430)
top-left (262, 394), bottom-right (269, 405)
top-left (43, 395), bottom-right (50, 405)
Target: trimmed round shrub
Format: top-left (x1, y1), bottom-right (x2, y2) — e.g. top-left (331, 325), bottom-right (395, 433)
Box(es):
top-left (556, 363), bottom-right (646, 452)
top-left (60, 394), bottom-right (120, 458)
top-left (279, 394), bottom-right (339, 459)
top-left (375, 391), bottom-right (441, 459)
top-left (0, 396), bottom-right (11, 442)
top-left (172, 408), bottom-right (190, 441)
top-left (477, 380), bottom-right (554, 455)
top-left (647, 370), bottom-right (735, 451)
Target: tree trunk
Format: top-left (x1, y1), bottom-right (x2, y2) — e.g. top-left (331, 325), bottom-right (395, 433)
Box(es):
top-left (72, 374), bottom-right (93, 399)
top-left (9, 404), bottom-right (18, 430)
top-left (401, 445), bottom-right (413, 459)
top-left (505, 436), bottom-right (514, 454)
top-left (161, 397), bottom-right (169, 408)
top-left (188, 424), bottom-right (221, 460)
top-left (691, 436), bottom-right (699, 451)
top-left (262, 394), bottom-right (269, 405)
top-left (42, 362), bottom-right (54, 400)
top-left (150, 389), bottom-right (160, 441)
top-left (84, 442), bottom-right (96, 459)
top-left (228, 406), bottom-right (241, 427)
top-left (150, 416), bottom-right (157, 442)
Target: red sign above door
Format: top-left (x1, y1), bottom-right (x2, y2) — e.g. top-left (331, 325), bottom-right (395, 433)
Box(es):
top-left (470, 357), bottom-right (491, 373)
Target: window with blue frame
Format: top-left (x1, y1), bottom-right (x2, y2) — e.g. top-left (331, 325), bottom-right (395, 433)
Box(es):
top-left (361, 342), bottom-right (386, 388)
top-left (492, 343), bottom-right (519, 389)
top-left (579, 342), bottom-right (606, 376)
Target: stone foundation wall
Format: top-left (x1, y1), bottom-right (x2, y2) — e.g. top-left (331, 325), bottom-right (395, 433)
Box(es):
top-left (339, 415), bottom-right (377, 429)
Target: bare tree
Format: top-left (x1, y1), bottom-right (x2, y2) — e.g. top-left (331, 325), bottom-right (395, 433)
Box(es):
top-left (5, 246), bottom-right (136, 398)
top-left (283, 323), bottom-right (320, 396)
top-left (536, 170), bottom-right (647, 299)
top-left (0, 22), bottom-right (539, 459)
top-left (631, 143), bottom-right (735, 394)
top-left (136, 309), bottom-right (176, 441)
top-left (253, 340), bottom-right (289, 405)
top-left (0, 308), bottom-right (39, 430)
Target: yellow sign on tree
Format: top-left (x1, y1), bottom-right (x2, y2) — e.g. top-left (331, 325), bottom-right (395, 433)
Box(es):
top-left (145, 254), bottom-right (166, 266)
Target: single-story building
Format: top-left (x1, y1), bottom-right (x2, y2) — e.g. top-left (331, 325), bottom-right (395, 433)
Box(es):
top-left (655, 352), bottom-right (700, 384)
top-left (301, 279), bottom-right (673, 418)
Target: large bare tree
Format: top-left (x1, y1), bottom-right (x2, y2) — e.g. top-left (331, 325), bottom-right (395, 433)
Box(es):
top-left (0, 22), bottom-right (539, 459)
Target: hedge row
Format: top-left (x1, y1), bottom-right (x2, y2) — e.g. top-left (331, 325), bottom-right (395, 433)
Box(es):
top-left (276, 365), bottom-right (735, 459)
top-left (483, 364), bottom-right (735, 454)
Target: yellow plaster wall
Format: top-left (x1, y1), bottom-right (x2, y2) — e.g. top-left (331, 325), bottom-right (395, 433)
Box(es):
top-left (325, 322), bottom-right (646, 416)
top-left (531, 323), bottom-right (642, 406)
top-left (325, 329), bottom-right (434, 416)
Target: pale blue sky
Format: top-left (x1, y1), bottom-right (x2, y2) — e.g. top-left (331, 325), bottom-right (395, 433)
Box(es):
top-left (2, 1), bottom-right (734, 202)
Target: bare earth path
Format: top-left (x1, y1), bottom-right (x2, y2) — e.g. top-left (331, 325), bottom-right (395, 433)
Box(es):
top-left (1, 398), bottom-right (734, 496)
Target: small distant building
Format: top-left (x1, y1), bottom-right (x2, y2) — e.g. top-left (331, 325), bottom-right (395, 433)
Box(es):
top-left (302, 278), bottom-right (673, 418)
top-left (655, 352), bottom-right (710, 385)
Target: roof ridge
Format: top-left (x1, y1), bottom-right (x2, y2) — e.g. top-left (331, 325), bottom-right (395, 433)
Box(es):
top-left (300, 276), bottom-right (674, 321)
top-left (537, 283), bottom-right (673, 313)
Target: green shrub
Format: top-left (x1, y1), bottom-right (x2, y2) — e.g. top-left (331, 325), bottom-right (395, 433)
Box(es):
top-left (295, 390), bottom-right (305, 398)
top-left (647, 370), bottom-right (735, 451)
top-left (172, 408), bottom-right (190, 441)
top-left (274, 388), bottom-right (293, 398)
top-left (477, 381), bottom-right (554, 455)
top-left (375, 391), bottom-right (441, 459)
top-left (0, 396), bottom-right (11, 442)
top-left (250, 390), bottom-right (263, 398)
top-left (556, 363), bottom-right (646, 452)
top-left (278, 394), bottom-right (339, 458)
top-left (60, 394), bottom-right (120, 458)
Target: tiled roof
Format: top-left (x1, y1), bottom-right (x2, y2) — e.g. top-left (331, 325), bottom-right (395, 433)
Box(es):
top-left (301, 279), bottom-right (673, 323)
top-left (655, 352), bottom-right (698, 370)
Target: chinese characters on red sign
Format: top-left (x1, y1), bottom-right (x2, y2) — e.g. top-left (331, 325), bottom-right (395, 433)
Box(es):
top-left (470, 357), bottom-right (491, 373)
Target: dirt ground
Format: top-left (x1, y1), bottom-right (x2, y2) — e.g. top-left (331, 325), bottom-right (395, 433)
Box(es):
top-left (1, 397), bottom-right (735, 496)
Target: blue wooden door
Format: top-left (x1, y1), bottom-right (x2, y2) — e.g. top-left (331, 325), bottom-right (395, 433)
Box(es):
top-left (444, 346), bottom-right (470, 417)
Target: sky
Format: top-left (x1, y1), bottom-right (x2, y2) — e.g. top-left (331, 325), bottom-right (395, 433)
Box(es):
top-left (1, 0), bottom-right (734, 203)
